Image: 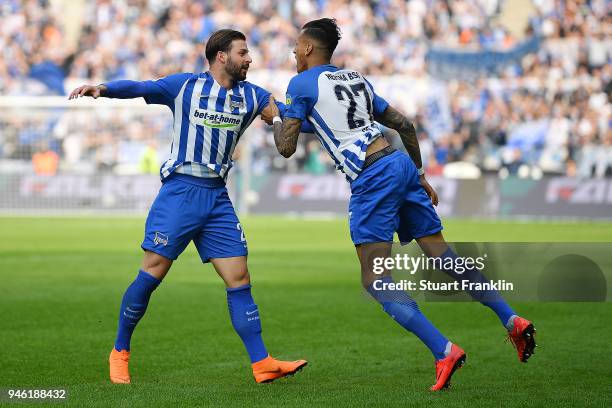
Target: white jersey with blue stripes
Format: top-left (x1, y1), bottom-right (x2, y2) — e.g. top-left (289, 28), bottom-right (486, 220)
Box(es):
top-left (134, 72), bottom-right (269, 181)
top-left (284, 64), bottom-right (389, 181)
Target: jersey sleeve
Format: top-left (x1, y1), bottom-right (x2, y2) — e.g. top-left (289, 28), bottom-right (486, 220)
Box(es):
top-left (104, 73), bottom-right (191, 107)
top-left (284, 74), bottom-right (317, 121)
top-left (141, 73), bottom-right (192, 106)
top-left (299, 120), bottom-right (315, 134)
top-left (364, 78), bottom-right (390, 116)
top-left (275, 100), bottom-right (315, 133)
top-left (252, 84), bottom-right (271, 116)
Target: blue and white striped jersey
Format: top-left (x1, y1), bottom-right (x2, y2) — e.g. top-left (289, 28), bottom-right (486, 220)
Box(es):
top-left (105, 72), bottom-right (270, 181)
top-left (284, 64), bottom-right (389, 181)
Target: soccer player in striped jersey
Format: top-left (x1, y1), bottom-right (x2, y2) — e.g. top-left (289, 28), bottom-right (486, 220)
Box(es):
top-left (69, 29), bottom-right (307, 384)
top-left (269, 18), bottom-right (536, 391)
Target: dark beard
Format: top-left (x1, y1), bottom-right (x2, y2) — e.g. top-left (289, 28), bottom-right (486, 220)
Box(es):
top-left (226, 58), bottom-right (247, 81)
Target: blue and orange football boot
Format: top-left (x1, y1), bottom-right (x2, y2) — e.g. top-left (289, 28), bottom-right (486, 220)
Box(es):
top-left (430, 343), bottom-right (466, 391)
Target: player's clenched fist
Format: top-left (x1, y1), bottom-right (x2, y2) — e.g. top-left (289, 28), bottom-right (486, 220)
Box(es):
top-left (68, 84), bottom-right (107, 100)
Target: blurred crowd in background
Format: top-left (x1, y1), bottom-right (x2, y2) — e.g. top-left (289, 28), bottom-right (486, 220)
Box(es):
top-left (0, 0), bottom-right (610, 178)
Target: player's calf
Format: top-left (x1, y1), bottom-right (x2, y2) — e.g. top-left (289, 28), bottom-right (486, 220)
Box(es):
top-left (114, 270), bottom-right (161, 352)
top-left (367, 275), bottom-right (468, 390)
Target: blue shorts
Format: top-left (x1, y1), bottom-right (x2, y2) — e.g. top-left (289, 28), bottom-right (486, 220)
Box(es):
top-left (348, 151), bottom-right (443, 245)
top-left (141, 173), bottom-right (248, 263)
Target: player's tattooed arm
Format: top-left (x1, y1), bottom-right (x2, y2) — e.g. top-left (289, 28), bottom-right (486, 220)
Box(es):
top-left (375, 105), bottom-right (438, 205)
top-left (273, 118), bottom-right (301, 158)
top-left (265, 95), bottom-right (301, 158)
top-left (375, 105), bottom-right (422, 169)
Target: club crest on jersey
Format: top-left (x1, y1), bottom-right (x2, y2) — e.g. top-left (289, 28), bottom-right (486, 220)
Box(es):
top-left (153, 232), bottom-right (169, 246)
top-left (191, 109), bottom-right (243, 130)
top-left (285, 94), bottom-right (292, 105)
top-left (229, 95), bottom-right (244, 109)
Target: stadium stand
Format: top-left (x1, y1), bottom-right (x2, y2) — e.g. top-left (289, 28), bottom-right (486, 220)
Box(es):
top-left (0, 0), bottom-right (610, 178)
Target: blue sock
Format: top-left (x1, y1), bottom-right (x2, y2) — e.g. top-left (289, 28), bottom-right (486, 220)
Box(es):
top-left (438, 248), bottom-right (516, 327)
top-left (114, 270), bottom-right (161, 351)
top-left (226, 284), bottom-right (268, 363)
top-left (368, 276), bottom-right (448, 360)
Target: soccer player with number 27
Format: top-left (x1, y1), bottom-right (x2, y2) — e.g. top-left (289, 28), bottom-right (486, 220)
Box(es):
top-left (269, 18), bottom-right (537, 391)
top-left (69, 29), bottom-right (307, 385)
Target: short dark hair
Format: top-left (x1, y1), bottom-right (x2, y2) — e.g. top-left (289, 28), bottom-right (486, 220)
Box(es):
top-left (302, 18), bottom-right (342, 58)
top-left (205, 29), bottom-right (246, 64)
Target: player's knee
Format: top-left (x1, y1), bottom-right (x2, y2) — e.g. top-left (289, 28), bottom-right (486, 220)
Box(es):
top-left (141, 251), bottom-right (172, 280)
top-left (361, 276), bottom-right (376, 292)
top-left (225, 268), bottom-right (250, 288)
top-left (361, 268), bottom-right (381, 290)
top-left (232, 271), bottom-right (251, 287)
top-left (213, 256), bottom-right (250, 287)
top-left (416, 233), bottom-right (447, 257)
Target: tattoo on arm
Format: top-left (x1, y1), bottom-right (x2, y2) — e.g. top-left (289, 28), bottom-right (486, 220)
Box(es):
top-left (375, 106), bottom-right (422, 169)
top-left (273, 118), bottom-right (302, 158)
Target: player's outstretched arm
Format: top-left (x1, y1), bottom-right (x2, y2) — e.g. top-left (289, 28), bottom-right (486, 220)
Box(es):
top-left (268, 96), bottom-right (301, 158)
top-left (68, 81), bottom-right (149, 100)
top-left (375, 105), bottom-right (439, 206)
top-left (69, 75), bottom-right (188, 106)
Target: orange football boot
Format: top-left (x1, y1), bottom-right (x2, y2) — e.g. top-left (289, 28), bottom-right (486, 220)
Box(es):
top-left (507, 316), bottom-right (537, 362)
top-left (252, 355), bottom-right (308, 383)
top-left (430, 344), bottom-right (466, 391)
top-left (109, 348), bottom-right (131, 384)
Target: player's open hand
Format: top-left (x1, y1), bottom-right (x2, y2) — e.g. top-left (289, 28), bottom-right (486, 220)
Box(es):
top-left (260, 96), bottom-right (280, 125)
top-left (68, 84), bottom-right (105, 100)
top-left (420, 175), bottom-right (439, 206)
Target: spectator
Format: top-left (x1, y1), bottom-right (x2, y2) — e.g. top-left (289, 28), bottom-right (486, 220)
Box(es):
top-left (0, 0), bottom-right (609, 177)
top-left (32, 143), bottom-right (59, 175)
top-left (139, 141), bottom-right (160, 175)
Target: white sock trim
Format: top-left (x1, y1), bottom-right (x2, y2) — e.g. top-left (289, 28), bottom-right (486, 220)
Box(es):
top-left (444, 341), bottom-right (452, 357)
top-left (505, 314), bottom-right (518, 331)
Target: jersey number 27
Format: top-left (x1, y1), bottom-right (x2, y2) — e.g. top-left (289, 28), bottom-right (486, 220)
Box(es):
top-left (333, 83), bottom-right (373, 130)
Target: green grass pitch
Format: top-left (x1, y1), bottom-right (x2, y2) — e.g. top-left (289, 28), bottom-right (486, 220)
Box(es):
top-left (1, 216), bottom-right (611, 407)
